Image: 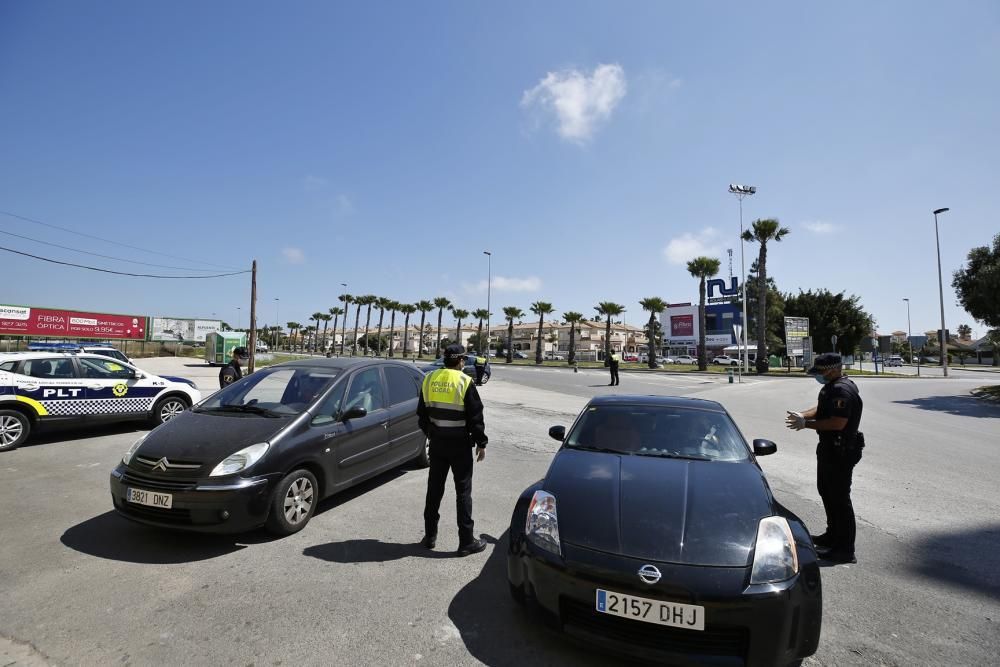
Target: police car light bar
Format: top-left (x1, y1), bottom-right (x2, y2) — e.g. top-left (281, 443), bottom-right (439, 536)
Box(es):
top-left (27, 342), bottom-right (82, 351)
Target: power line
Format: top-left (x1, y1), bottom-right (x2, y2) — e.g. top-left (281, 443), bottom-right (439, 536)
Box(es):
top-left (0, 209), bottom-right (242, 271)
top-left (0, 228), bottom-right (222, 271)
top-left (0, 245), bottom-right (250, 278)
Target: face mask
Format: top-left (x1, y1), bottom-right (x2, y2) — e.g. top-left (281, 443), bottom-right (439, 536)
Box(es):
top-left (814, 374), bottom-right (830, 385)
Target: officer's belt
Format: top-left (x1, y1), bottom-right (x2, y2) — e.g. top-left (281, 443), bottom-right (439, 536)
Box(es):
top-left (429, 417), bottom-right (466, 428)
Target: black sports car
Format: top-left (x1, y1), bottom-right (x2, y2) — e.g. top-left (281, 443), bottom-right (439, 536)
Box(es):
top-left (110, 358), bottom-right (428, 535)
top-left (507, 395), bottom-right (822, 666)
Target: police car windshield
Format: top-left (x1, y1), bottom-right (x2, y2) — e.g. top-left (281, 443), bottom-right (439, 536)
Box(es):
top-left (565, 405), bottom-right (749, 462)
top-left (197, 367), bottom-right (340, 417)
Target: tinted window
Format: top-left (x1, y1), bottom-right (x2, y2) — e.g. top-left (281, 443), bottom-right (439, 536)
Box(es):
top-left (91, 349), bottom-right (128, 363)
top-left (79, 357), bottom-right (132, 379)
top-left (566, 405), bottom-right (748, 462)
top-left (385, 366), bottom-right (419, 405)
top-left (0, 361), bottom-right (16, 372)
top-left (343, 368), bottom-right (385, 413)
top-left (198, 366), bottom-right (340, 417)
top-left (24, 358), bottom-right (77, 379)
top-left (314, 380), bottom-right (347, 422)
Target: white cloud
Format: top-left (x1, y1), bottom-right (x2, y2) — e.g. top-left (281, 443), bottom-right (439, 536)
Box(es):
top-left (803, 221), bottom-right (839, 234)
top-left (662, 228), bottom-right (722, 266)
top-left (303, 175), bottom-right (328, 191)
top-left (281, 247), bottom-right (306, 264)
top-left (462, 275), bottom-right (542, 294)
top-left (521, 64), bottom-right (627, 142)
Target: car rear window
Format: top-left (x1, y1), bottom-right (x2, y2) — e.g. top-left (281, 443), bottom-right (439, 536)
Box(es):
top-left (566, 405), bottom-right (748, 462)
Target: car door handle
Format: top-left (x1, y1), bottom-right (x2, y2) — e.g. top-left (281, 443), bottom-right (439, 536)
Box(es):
top-left (89, 384), bottom-right (104, 390)
top-left (380, 421), bottom-right (389, 429)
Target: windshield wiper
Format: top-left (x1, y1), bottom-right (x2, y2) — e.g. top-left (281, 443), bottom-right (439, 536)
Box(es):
top-left (566, 445), bottom-right (632, 455)
top-left (196, 404), bottom-right (282, 417)
top-left (636, 451), bottom-right (711, 461)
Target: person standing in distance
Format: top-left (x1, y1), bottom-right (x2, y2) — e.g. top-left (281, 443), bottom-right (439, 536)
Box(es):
top-left (418, 344), bottom-right (488, 556)
top-left (785, 352), bottom-right (865, 564)
top-left (605, 350), bottom-right (621, 386)
top-left (218, 346), bottom-right (249, 389)
top-left (473, 350), bottom-right (487, 386)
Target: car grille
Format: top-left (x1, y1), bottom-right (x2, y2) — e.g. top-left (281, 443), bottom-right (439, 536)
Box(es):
top-left (121, 470), bottom-right (197, 492)
top-left (560, 598), bottom-right (748, 658)
top-left (133, 455), bottom-right (203, 473)
top-left (117, 502), bottom-right (193, 525)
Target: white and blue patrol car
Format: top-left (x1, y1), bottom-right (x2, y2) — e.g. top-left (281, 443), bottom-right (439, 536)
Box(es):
top-left (0, 351), bottom-right (201, 451)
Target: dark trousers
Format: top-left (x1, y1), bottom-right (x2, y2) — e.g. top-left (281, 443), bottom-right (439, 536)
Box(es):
top-left (475, 365), bottom-right (484, 385)
top-left (424, 439), bottom-right (475, 544)
top-left (609, 363), bottom-right (620, 385)
top-left (816, 443), bottom-right (862, 553)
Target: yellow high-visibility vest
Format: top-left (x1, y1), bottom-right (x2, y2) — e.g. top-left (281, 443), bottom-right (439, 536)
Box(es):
top-left (422, 368), bottom-right (472, 430)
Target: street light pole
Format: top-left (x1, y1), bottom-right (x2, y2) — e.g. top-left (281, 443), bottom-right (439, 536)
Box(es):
top-left (903, 297), bottom-right (918, 377)
top-left (933, 207), bottom-right (950, 377)
top-left (729, 184), bottom-right (756, 377)
top-left (340, 283), bottom-right (348, 356)
top-left (483, 251), bottom-right (492, 356)
top-left (236, 306), bottom-right (242, 331)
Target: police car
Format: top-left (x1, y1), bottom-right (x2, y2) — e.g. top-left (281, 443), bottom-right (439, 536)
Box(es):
top-left (0, 350), bottom-right (201, 451)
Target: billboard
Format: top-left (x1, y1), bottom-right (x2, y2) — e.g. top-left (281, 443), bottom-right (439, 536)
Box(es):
top-left (670, 315), bottom-right (694, 337)
top-left (150, 317), bottom-right (222, 342)
top-left (0, 304), bottom-right (146, 340)
top-left (784, 316), bottom-right (809, 356)
top-left (661, 305), bottom-right (734, 348)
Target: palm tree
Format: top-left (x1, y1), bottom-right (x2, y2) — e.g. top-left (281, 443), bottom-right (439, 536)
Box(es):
top-left (595, 302), bottom-right (626, 360)
top-left (286, 322), bottom-right (300, 351)
top-left (639, 297), bottom-right (668, 368)
top-left (687, 256), bottom-right (722, 371)
top-left (471, 308), bottom-right (490, 355)
top-left (452, 308), bottom-right (470, 349)
top-left (742, 218), bottom-right (790, 373)
top-left (375, 297), bottom-right (388, 357)
top-left (338, 293), bottom-right (352, 355)
top-left (503, 306), bottom-right (524, 363)
top-left (328, 307), bottom-right (343, 355)
top-left (415, 300), bottom-right (434, 359)
top-left (563, 311), bottom-right (584, 365)
top-left (351, 296), bottom-right (365, 356)
top-left (386, 300), bottom-right (400, 357)
top-left (310, 312), bottom-right (324, 354)
top-left (319, 313), bottom-right (333, 354)
top-left (359, 295), bottom-right (377, 356)
top-left (399, 304), bottom-right (417, 358)
top-left (302, 326), bottom-right (316, 353)
top-left (433, 297), bottom-right (451, 358)
top-left (530, 302), bottom-right (554, 365)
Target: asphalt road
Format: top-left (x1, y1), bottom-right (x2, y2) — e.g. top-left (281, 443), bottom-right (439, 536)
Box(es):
top-left (1, 358), bottom-right (998, 666)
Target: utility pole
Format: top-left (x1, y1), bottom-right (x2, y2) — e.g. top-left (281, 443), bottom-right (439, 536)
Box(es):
top-left (248, 260), bottom-right (258, 373)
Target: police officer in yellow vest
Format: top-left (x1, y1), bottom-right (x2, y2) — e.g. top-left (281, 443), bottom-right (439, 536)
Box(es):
top-left (473, 351), bottom-right (487, 386)
top-left (418, 344), bottom-right (488, 556)
top-left (605, 350), bottom-right (621, 386)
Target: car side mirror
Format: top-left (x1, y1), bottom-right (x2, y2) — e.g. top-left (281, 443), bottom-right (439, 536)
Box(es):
top-left (753, 439), bottom-right (777, 456)
top-left (342, 406), bottom-right (367, 421)
top-left (133, 371), bottom-right (145, 379)
top-left (548, 425), bottom-right (566, 441)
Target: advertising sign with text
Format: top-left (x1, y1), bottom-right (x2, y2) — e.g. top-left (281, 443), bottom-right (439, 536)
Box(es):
top-left (0, 305), bottom-right (147, 340)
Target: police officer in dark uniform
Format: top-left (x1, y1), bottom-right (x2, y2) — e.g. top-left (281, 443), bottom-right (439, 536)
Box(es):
top-left (605, 350), bottom-right (621, 386)
top-left (218, 346), bottom-right (249, 388)
top-left (418, 344), bottom-right (489, 556)
top-left (472, 351), bottom-right (487, 386)
top-left (786, 352), bottom-right (864, 564)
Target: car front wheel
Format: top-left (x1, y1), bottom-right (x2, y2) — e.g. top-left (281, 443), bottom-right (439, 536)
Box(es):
top-left (151, 395), bottom-right (190, 426)
top-left (266, 469), bottom-right (319, 536)
top-left (412, 437), bottom-right (431, 468)
top-left (0, 410), bottom-right (31, 452)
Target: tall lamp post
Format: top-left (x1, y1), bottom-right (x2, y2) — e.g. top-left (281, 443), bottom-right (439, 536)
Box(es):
top-left (236, 306), bottom-right (242, 331)
top-left (933, 207), bottom-right (950, 377)
top-left (274, 298), bottom-right (280, 349)
top-left (339, 283), bottom-right (348, 356)
top-left (483, 251), bottom-right (492, 356)
top-left (903, 297), bottom-right (918, 377)
top-left (729, 184), bottom-right (756, 375)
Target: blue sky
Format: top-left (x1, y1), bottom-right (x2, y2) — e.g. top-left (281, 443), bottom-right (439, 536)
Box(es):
top-left (1, 1), bottom-right (998, 339)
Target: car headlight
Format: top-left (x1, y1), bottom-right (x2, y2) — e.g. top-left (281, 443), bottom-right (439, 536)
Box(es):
top-left (525, 490), bottom-right (561, 556)
top-left (209, 442), bottom-right (270, 477)
top-left (750, 516), bottom-right (799, 584)
top-left (122, 434), bottom-right (147, 466)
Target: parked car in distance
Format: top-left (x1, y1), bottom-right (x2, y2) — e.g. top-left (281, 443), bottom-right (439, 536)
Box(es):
top-left (711, 355), bottom-right (741, 366)
top-left (673, 355), bottom-right (697, 364)
top-left (110, 358), bottom-right (429, 535)
top-left (545, 352), bottom-right (567, 361)
top-left (622, 353), bottom-right (639, 362)
top-left (420, 354), bottom-right (491, 384)
top-left (885, 355), bottom-right (903, 367)
top-left (507, 394), bottom-right (822, 665)
top-left (639, 354), bottom-right (675, 365)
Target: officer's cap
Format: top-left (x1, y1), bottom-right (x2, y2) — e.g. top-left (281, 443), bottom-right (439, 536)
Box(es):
top-left (233, 346), bottom-right (249, 358)
top-left (443, 344), bottom-right (465, 359)
top-left (807, 352), bottom-right (842, 374)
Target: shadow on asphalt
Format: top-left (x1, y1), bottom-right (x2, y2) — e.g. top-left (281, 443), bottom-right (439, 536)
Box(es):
top-left (59, 511), bottom-right (270, 563)
top-left (312, 468), bottom-right (409, 520)
top-left (303, 538), bottom-right (459, 562)
top-left (892, 394), bottom-right (1000, 418)
top-left (18, 421), bottom-right (147, 449)
top-left (907, 524), bottom-right (1000, 602)
top-left (445, 531), bottom-right (607, 667)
